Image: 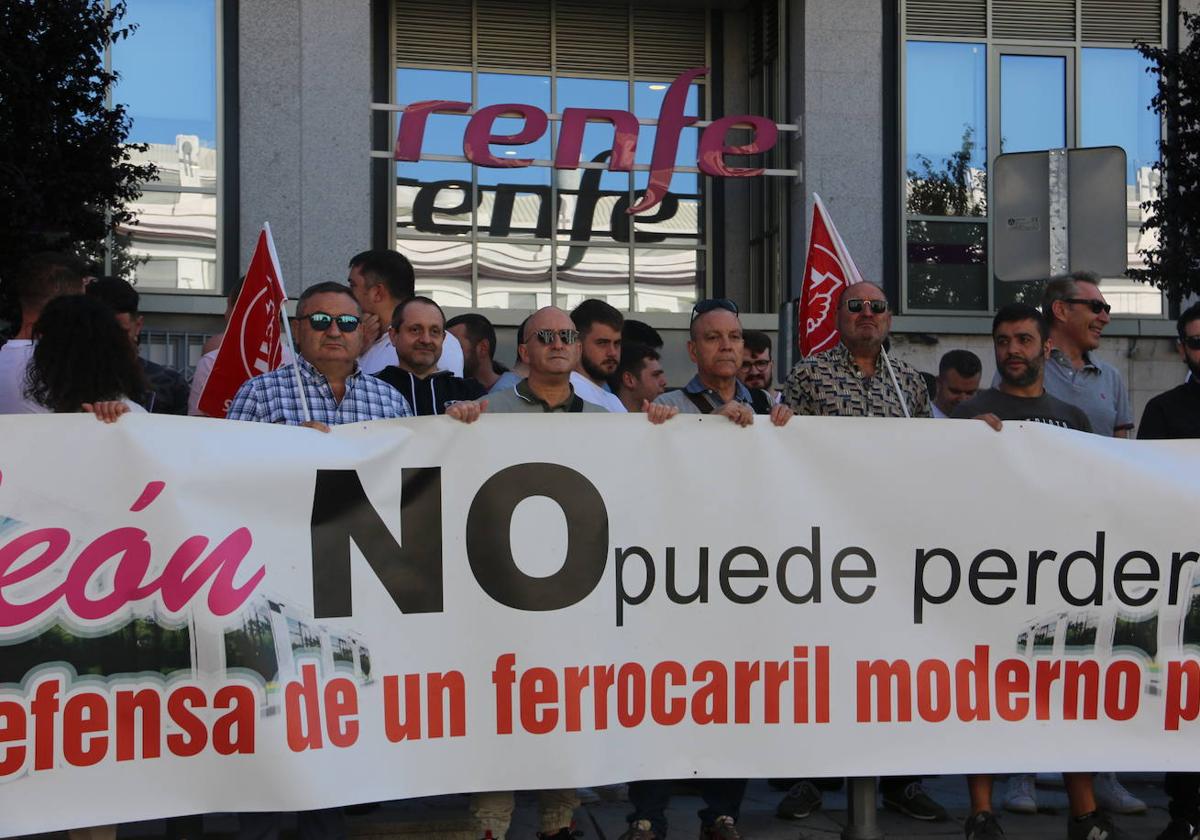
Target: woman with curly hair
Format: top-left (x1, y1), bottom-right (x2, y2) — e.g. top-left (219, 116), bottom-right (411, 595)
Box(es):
top-left (24, 293), bottom-right (148, 421)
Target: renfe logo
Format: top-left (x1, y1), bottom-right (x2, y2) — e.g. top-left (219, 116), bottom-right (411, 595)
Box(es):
top-left (393, 67), bottom-right (780, 214)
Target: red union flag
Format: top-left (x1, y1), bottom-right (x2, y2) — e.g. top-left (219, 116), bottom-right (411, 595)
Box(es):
top-left (798, 194), bottom-right (865, 357)
top-left (198, 226), bottom-right (287, 418)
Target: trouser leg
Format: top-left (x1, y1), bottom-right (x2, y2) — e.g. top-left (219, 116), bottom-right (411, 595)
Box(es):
top-left (536, 789), bottom-right (581, 833)
top-left (696, 779), bottom-right (747, 827)
top-left (627, 779), bottom-right (673, 838)
top-left (472, 790), bottom-right (516, 837)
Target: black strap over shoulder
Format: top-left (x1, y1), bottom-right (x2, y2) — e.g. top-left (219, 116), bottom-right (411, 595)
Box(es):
top-left (749, 388), bottom-right (773, 415)
top-left (685, 391), bottom-right (714, 414)
top-left (568, 396), bottom-right (586, 413)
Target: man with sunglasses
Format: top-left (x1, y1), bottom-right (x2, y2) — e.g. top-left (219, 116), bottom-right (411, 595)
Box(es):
top-left (227, 282), bottom-right (413, 427)
top-left (783, 282), bottom-right (931, 420)
top-left (1039, 271), bottom-right (1133, 439)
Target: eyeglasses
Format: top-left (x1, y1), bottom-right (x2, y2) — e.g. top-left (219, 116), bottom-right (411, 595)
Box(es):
top-left (533, 328), bottom-right (580, 345)
top-left (845, 298), bottom-right (889, 314)
top-left (1183, 336), bottom-right (1200, 351)
top-left (691, 298), bottom-right (739, 321)
top-left (1064, 297), bottom-right (1112, 315)
top-left (741, 359), bottom-right (772, 370)
top-left (304, 312), bottom-right (361, 332)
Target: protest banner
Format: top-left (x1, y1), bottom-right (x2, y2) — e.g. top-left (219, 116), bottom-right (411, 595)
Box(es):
top-left (0, 413), bottom-right (1197, 835)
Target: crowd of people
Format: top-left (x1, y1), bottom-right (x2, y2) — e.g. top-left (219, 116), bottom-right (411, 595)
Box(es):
top-left (1, 249), bottom-right (1197, 840)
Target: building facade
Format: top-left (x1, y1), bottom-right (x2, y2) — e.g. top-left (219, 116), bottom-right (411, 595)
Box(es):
top-left (121, 0), bottom-right (1190, 425)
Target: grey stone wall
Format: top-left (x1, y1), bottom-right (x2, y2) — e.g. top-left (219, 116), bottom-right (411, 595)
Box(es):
top-left (238, 0), bottom-right (373, 295)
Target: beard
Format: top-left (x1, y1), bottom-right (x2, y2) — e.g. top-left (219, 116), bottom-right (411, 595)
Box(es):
top-left (581, 353), bottom-right (615, 385)
top-left (1001, 356), bottom-right (1042, 388)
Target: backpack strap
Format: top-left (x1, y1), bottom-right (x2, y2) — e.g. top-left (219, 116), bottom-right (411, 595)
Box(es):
top-left (685, 390), bottom-right (714, 414)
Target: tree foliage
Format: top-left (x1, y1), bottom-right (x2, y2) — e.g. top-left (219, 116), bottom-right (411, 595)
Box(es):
top-left (0, 0), bottom-right (156, 283)
top-left (1134, 13), bottom-right (1200, 304)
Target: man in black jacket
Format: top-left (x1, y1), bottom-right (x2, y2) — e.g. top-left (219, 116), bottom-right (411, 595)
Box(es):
top-left (374, 296), bottom-right (485, 415)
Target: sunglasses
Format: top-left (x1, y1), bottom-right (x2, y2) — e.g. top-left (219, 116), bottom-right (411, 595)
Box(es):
top-left (845, 298), bottom-right (889, 314)
top-left (1064, 297), bottom-right (1112, 315)
top-left (304, 312), bottom-right (361, 332)
top-left (1183, 336), bottom-right (1200, 351)
top-left (533, 328), bottom-right (580, 345)
top-left (691, 298), bottom-right (739, 321)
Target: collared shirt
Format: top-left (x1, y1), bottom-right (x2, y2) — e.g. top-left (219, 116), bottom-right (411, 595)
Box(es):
top-left (485, 377), bottom-right (608, 413)
top-left (653, 375), bottom-right (763, 414)
top-left (1042, 348), bottom-right (1132, 437)
top-left (226, 356), bottom-right (413, 424)
top-left (570, 370), bottom-right (627, 412)
top-left (783, 342), bottom-right (931, 418)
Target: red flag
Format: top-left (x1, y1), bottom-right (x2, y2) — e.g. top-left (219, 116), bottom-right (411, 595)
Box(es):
top-left (797, 194), bottom-right (864, 357)
top-left (198, 226), bottom-right (287, 418)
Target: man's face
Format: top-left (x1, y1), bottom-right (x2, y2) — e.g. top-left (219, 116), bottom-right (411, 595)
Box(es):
top-left (994, 318), bottom-right (1048, 388)
top-left (390, 301), bottom-right (444, 375)
top-left (935, 369), bottom-right (981, 414)
top-left (346, 265), bottom-right (377, 310)
top-left (579, 322), bottom-right (621, 382)
top-left (296, 292), bottom-right (364, 368)
top-left (113, 312), bottom-right (144, 347)
top-left (688, 309), bottom-right (743, 380)
top-left (623, 358), bottom-right (668, 405)
top-left (837, 284), bottom-right (891, 350)
top-left (1179, 317), bottom-right (1200, 381)
top-left (448, 324), bottom-right (480, 379)
top-left (739, 348), bottom-right (772, 389)
top-left (520, 309), bottom-right (580, 377)
top-left (1054, 281), bottom-right (1110, 352)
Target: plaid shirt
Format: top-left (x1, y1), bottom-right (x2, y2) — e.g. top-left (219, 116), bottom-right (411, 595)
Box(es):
top-left (227, 356), bottom-right (412, 425)
top-left (783, 342), bottom-right (931, 418)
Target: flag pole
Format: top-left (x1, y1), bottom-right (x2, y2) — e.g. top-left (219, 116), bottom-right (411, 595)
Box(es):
top-left (813, 194), bottom-right (911, 417)
top-left (263, 223), bottom-right (312, 424)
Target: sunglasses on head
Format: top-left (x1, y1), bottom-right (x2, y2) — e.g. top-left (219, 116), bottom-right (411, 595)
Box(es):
top-left (533, 328), bottom-right (580, 345)
top-left (304, 312), bottom-right (361, 332)
top-left (1183, 336), bottom-right (1200, 351)
top-left (845, 298), bottom-right (889, 314)
top-left (691, 298), bottom-right (739, 321)
top-left (1064, 297), bottom-right (1112, 315)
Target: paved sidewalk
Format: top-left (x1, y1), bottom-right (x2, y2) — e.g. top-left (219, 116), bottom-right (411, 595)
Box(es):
top-left (20, 774), bottom-right (1170, 840)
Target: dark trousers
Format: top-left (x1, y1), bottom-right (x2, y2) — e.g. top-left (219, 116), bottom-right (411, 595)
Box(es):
top-left (236, 809), bottom-right (345, 840)
top-left (879, 776), bottom-right (921, 796)
top-left (1166, 773), bottom-right (1200, 823)
top-left (627, 779), bottom-right (747, 838)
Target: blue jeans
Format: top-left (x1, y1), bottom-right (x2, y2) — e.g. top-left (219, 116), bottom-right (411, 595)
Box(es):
top-left (627, 779), bottom-right (747, 838)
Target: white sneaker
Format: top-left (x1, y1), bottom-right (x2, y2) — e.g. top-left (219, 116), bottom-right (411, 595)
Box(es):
top-left (1003, 774), bottom-right (1038, 814)
top-left (1094, 772), bottom-right (1148, 814)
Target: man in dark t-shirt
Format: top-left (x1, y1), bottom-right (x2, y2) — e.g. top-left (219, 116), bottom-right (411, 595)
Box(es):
top-left (954, 303), bottom-right (1091, 433)
top-left (953, 304), bottom-right (1117, 840)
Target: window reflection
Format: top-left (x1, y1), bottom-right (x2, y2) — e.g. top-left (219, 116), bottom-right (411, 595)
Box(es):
top-left (397, 161), bottom-right (473, 237)
top-left (477, 240), bottom-right (552, 309)
top-left (476, 74), bottom-right (552, 187)
top-left (1082, 48), bottom-right (1164, 316)
top-left (633, 248), bottom-right (699, 313)
top-left (402, 238), bottom-right (474, 307)
top-left (395, 69), bottom-right (471, 159)
top-left (634, 83), bottom-right (701, 194)
top-left (556, 245), bottom-right (630, 310)
top-left (1000, 54), bottom-right (1067, 154)
top-left (556, 78), bottom-right (631, 193)
top-left (905, 42), bottom-right (986, 217)
top-left (906, 220), bottom-right (988, 311)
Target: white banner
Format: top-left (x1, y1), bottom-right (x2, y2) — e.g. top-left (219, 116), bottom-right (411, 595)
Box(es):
top-left (0, 414), bottom-right (1198, 835)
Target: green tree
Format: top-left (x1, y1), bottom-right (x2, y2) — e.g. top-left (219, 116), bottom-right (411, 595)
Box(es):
top-left (0, 0), bottom-right (156, 283)
top-left (1134, 13), bottom-right (1200, 304)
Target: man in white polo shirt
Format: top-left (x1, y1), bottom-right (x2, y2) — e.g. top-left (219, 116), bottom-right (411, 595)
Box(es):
top-left (569, 297), bottom-right (626, 412)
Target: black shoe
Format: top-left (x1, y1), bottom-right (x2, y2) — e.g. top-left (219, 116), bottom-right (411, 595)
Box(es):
top-left (964, 811), bottom-right (1005, 840)
top-left (698, 816), bottom-right (740, 840)
top-left (776, 779), bottom-right (823, 819)
top-left (882, 781), bottom-right (949, 821)
top-left (537, 827), bottom-right (582, 840)
top-left (618, 820), bottom-right (658, 840)
top-left (1158, 819), bottom-right (1200, 840)
top-left (1068, 810), bottom-right (1124, 840)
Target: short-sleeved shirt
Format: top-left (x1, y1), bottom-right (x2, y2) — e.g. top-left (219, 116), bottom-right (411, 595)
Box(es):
top-left (485, 378), bottom-right (608, 413)
top-left (226, 356), bottom-right (413, 424)
top-left (1041, 348), bottom-right (1132, 436)
top-left (952, 388), bottom-right (1092, 432)
top-left (488, 370), bottom-right (522, 394)
top-left (782, 342), bottom-right (932, 418)
top-left (653, 374), bottom-right (769, 414)
top-left (1138, 379), bottom-right (1200, 440)
top-left (0, 340), bottom-right (48, 414)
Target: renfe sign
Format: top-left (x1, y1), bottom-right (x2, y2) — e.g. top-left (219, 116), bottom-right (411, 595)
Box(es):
top-left (391, 67), bottom-right (785, 214)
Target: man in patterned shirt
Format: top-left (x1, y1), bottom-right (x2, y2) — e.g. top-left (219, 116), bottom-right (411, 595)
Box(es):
top-left (227, 281), bottom-right (413, 428)
top-left (783, 281), bottom-right (930, 419)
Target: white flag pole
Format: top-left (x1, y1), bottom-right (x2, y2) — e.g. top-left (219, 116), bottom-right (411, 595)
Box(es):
top-left (263, 223), bottom-right (312, 424)
top-left (813, 194), bottom-right (911, 417)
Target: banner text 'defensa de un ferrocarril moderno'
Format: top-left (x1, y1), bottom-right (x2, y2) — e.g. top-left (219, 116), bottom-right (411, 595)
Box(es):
top-left (0, 414), bottom-right (1198, 834)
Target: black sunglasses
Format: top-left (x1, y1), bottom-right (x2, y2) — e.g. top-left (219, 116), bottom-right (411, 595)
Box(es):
top-left (845, 298), bottom-right (889, 314)
top-left (1064, 297), bottom-right (1112, 315)
top-left (1183, 336), bottom-right (1200, 351)
top-left (533, 328), bottom-right (580, 345)
top-left (691, 298), bottom-right (739, 321)
top-left (304, 312), bottom-right (361, 332)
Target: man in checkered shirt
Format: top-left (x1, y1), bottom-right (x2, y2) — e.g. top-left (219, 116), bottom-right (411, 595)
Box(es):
top-left (227, 281), bottom-right (413, 428)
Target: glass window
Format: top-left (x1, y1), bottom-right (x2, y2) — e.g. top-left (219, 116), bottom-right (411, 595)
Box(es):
top-left (999, 55), bottom-right (1067, 154)
top-left (111, 0), bottom-right (219, 292)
